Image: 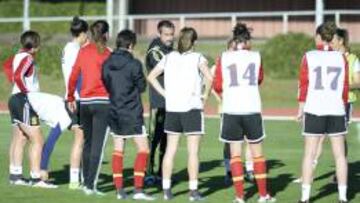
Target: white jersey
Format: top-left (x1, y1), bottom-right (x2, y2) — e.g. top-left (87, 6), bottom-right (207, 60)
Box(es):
top-left (220, 50), bottom-right (262, 114)
top-left (303, 50), bottom-right (347, 116)
top-left (12, 52), bottom-right (40, 94)
top-left (27, 92), bottom-right (71, 130)
top-left (158, 51), bottom-right (207, 112)
top-left (62, 41), bottom-right (80, 99)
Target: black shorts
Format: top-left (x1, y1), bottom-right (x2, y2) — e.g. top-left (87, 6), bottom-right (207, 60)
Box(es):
top-left (303, 113), bottom-right (347, 136)
top-left (220, 113), bottom-right (265, 143)
top-left (164, 109), bottom-right (204, 135)
top-left (8, 93), bottom-right (40, 126)
top-left (108, 110), bottom-right (147, 138)
top-left (65, 101), bottom-right (81, 128)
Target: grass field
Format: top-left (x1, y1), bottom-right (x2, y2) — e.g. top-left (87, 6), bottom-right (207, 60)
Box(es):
top-left (1, 114), bottom-right (360, 203)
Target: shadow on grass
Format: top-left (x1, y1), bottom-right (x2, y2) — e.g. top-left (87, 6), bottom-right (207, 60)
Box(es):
top-left (310, 161), bottom-right (360, 202)
top-left (49, 158), bottom-right (293, 199)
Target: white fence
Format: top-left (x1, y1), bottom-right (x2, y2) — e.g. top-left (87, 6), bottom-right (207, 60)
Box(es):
top-left (1, 10), bottom-right (360, 36)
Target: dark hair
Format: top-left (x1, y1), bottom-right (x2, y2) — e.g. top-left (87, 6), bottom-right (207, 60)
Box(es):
top-left (116, 29), bottom-right (136, 49)
top-left (177, 27), bottom-right (197, 54)
top-left (316, 21), bottom-right (337, 42)
top-left (90, 20), bottom-right (109, 52)
top-left (157, 20), bottom-right (175, 33)
top-left (20, 30), bottom-right (40, 49)
top-left (232, 23), bottom-right (252, 43)
top-left (335, 28), bottom-right (349, 51)
top-left (70, 16), bottom-right (88, 37)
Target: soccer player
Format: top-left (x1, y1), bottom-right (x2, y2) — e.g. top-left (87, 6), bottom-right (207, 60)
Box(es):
top-left (213, 38), bottom-right (255, 185)
top-left (297, 22), bottom-right (348, 203)
top-left (147, 27), bottom-right (213, 201)
top-left (29, 92), bottom-right (72, 185)
top-left (67, 20), bottom-right (111, 195)
top-left (61, 16), bottom-right (88, 189)
top-left (293, 28), bottom-right (360, 185)
top-left (7, 31), bottom-right (54, 188)
top-left (102, 29), bottom-right (155, 201)
top-left (213, 23), bottom-right (275, 203)
top-left (145, 20), bottom-right (175, 185)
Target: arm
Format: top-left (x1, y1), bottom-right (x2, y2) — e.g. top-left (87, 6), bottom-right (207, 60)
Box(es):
top-left (297, 55), bottom-right (309, 122)
top-left (133, 60), bottom-right (147, 93)
top-left (350, 58), bottom-right (360, 90)
top-left (101, 59), bottom-right (111, 93)
top-left (147, 64), bottom-right (165, 97)
top-left (343, 56), bottom-right (349, 104)
top-left (3, 55), bottom-right (14, 83)
top-left (213, 56), bottom-right (223, 96)
top-left (199, 60), bottom-right (213, 102)
top-left (258, 64), bottom-right (264, 85)
top-left (14, 55), bottom-right (34, 93)
top-left (210, 65), bottom-right (222, 102)
top-left (67, 51), bottom-right (82, 112)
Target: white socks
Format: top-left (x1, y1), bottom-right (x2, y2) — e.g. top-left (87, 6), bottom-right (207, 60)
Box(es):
top-left (245, 161), bottom-right (254, 172)
top-left (70, 168), bottom-right (80, 183)
top-left (338, 185), bottom-right (347, 201)
top-left (301, 184), bottom-right (311, 201)
top-left (162, 179), bottom-right (171, 190)
top-left (30, 171), bottom-right (41, 179)
top-left (189, 180), bottom-right (198, 190)
top-left (10, 165), bottom-right (22, 175)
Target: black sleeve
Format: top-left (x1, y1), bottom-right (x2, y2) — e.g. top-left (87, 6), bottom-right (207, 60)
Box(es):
top-left (146, 48), bottom-right (162, 71)
top-left (101, 58), bottom-right (111, 92)
top-left (132, 60), bottom-right (146, 93)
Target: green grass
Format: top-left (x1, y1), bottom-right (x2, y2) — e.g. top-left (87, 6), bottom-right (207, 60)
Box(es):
top-left (1, 115), bottom-right (360, 202)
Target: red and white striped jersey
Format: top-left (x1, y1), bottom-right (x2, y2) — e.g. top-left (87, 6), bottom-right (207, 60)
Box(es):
top-left (298, 45), bottom-right (349, 116)
top-left (12, 51), bottom-right (39, 94)
top-left (213, 49), bottom-right (263, 114)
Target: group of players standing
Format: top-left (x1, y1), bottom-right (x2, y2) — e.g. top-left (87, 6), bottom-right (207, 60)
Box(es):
top-left (3, 16), bottom-right (359, 203)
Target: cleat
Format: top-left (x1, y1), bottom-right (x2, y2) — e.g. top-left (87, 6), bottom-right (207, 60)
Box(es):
top-left (258, 194), bottom-right (276, 202)
top-left (116, 189), bottom-right (127, 199)
top-left (189, 190), bottom-right (205, 201)
top-left (163, 189), bottom-right (174, 200)
top-left (31, 180), bottom-right (58, 189)
top-left (133, 189), bottom-right (156, 201)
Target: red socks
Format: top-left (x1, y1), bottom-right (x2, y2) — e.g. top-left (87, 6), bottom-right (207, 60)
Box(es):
top-left (231, 156), bottom-right (244, 199)
top-left (134, 152), bottom-right (149, 189)
top-left (253, 156), bottom-right (268, 197)
top-left (112, 150), bottom-right (123, 190)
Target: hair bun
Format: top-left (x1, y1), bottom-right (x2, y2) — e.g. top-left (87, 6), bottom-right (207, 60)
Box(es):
top-left (72, 16), bottom-right (80, 24)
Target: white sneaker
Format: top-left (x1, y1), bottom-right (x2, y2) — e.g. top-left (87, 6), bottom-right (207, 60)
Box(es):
top-left (32, 180), bottom-right (58, 189)
top-left (93, 189), bottom-right (106, 196)
top-left (10, 178), bottom-right (29, 186)
top-left (133, 190), bottom-right (156, 201)
top-left (233, 197), bottom-right (245, 203)
top-left (258, 194), bottom-right (276, 203)
top-left (83, 187), bottom-right (94, 195)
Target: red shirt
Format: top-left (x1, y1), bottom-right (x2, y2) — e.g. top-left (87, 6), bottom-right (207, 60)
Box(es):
top-left (67, 42), bottom-right (111, 103)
